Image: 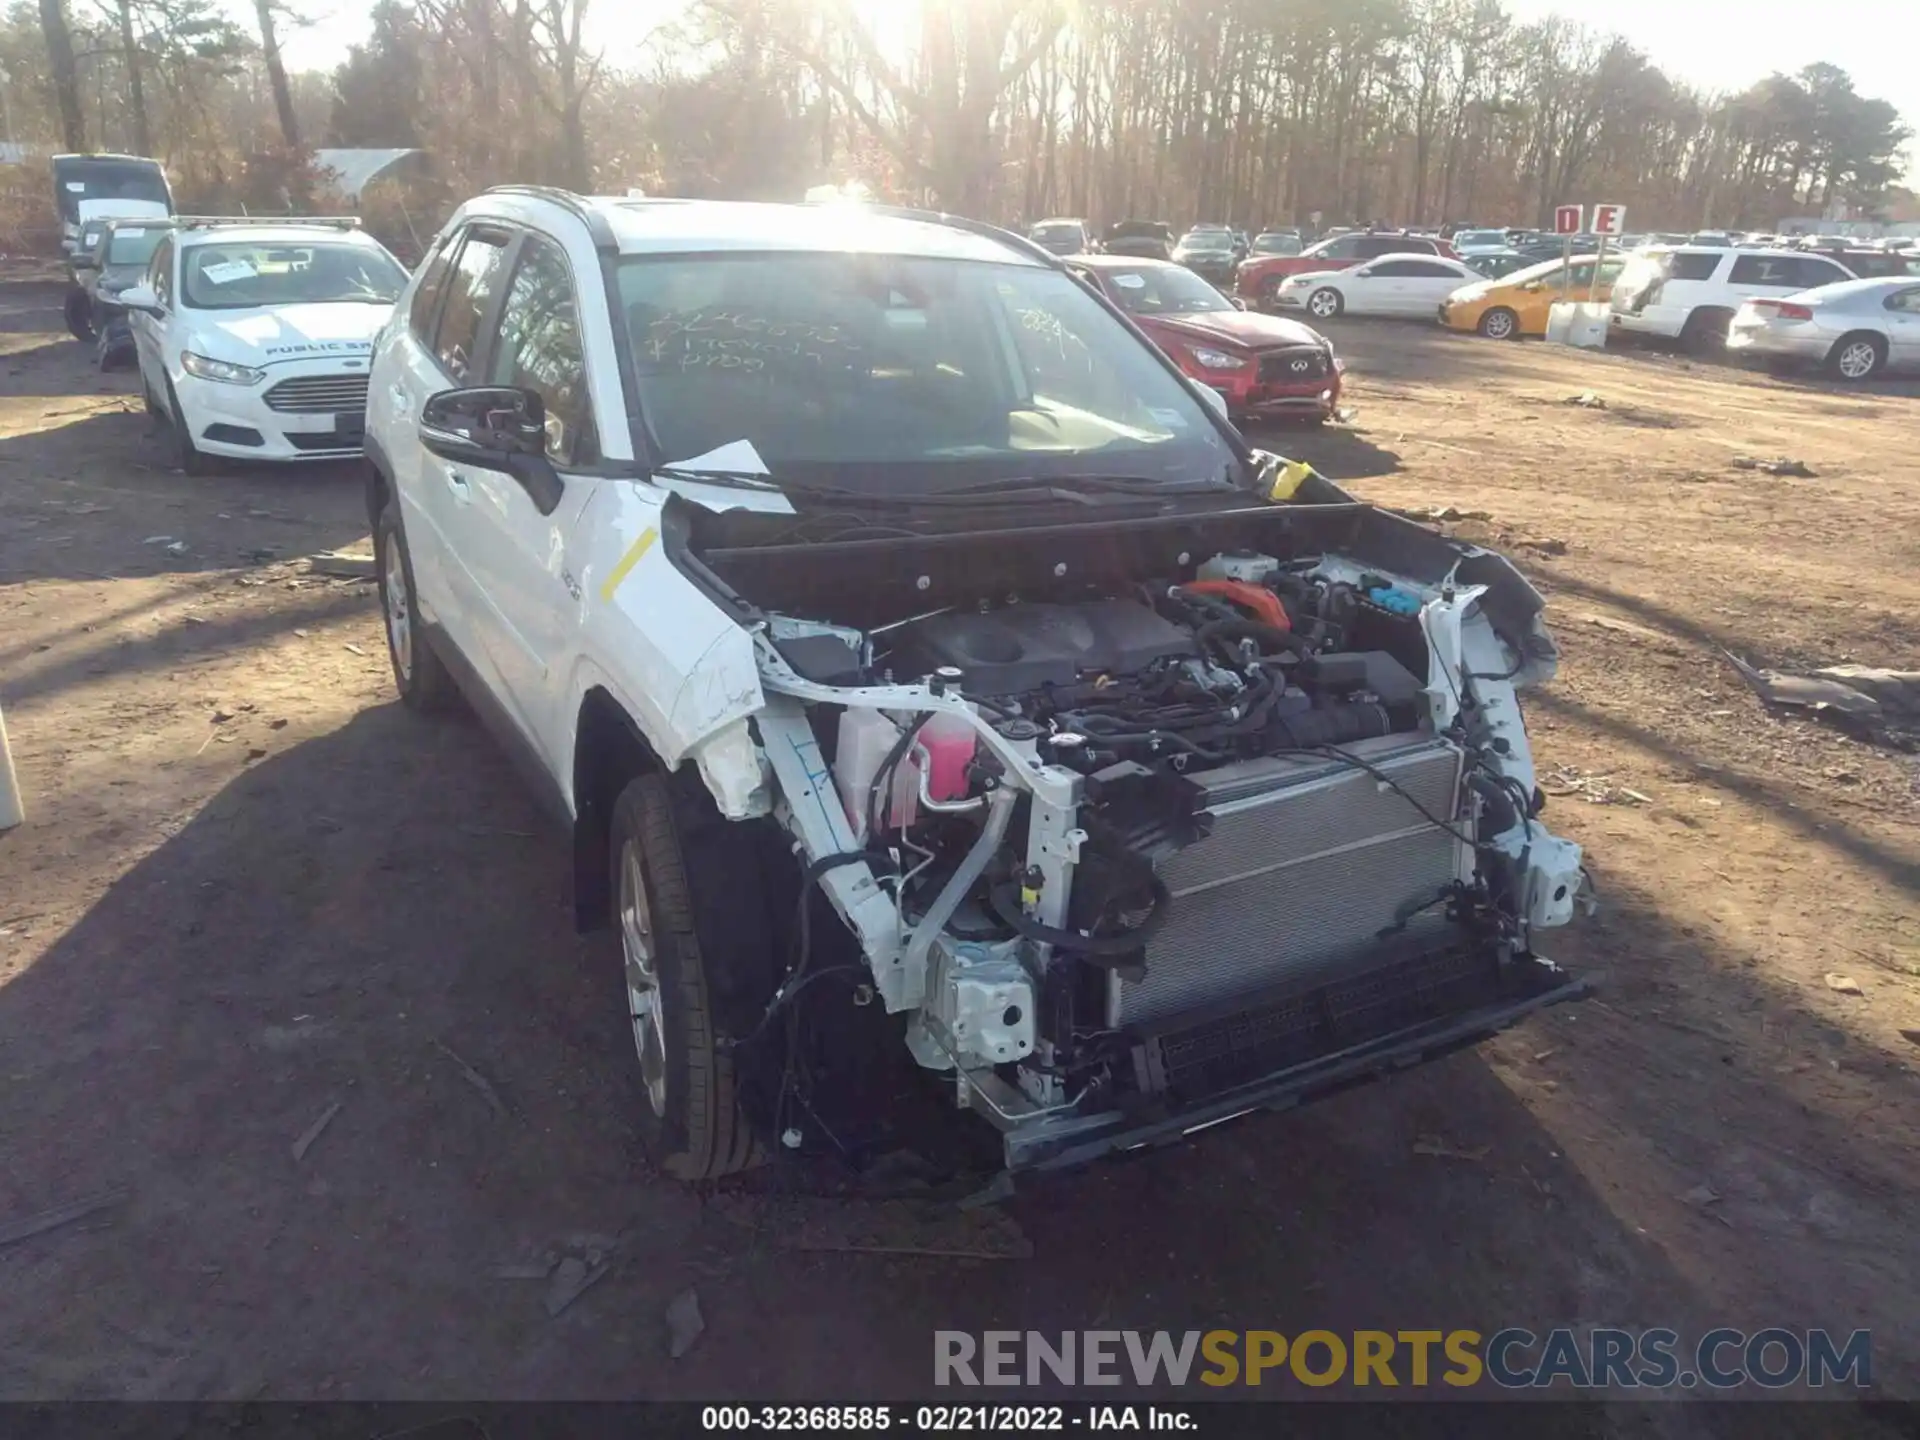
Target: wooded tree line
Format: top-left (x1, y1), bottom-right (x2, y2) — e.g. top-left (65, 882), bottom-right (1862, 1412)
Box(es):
top-left (3, 0), bottom-right (1912, 238)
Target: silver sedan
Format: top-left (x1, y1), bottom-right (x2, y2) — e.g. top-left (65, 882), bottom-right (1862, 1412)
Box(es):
top-left (1727, 276), bottom-right (1920, 381)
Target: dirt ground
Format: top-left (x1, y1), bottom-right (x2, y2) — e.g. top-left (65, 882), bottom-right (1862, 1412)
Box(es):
top-left (1, 267), bottom-right (1917, 1424)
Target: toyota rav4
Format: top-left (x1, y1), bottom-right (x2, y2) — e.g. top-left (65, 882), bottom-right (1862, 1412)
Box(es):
top-left (363, 187), bottom-right (1591, 1181)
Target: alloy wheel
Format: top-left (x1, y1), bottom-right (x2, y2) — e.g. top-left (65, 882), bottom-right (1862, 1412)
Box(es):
top-left (1836, 341), bottom-right (1879, 380)
top-left (619, 840), bottom-right (669, 1118)
top-left (382, 533), bottom-right (413, 684)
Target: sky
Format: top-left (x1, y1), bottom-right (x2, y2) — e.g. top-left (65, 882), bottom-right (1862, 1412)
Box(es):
top-left (260, 0), bottom-right (1917, 183)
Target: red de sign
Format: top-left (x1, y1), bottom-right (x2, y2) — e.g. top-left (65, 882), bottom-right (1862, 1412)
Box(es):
top-left (1554, 205), bottom-right (1584, 235)
top-left (1593, 204), bottom-right (1626, 237)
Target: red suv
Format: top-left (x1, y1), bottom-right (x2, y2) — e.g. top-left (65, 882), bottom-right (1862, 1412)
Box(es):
top-left (1238, 232), bottom-right (1455, 310)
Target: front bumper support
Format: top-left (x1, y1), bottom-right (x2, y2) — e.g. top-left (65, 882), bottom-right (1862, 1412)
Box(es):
top-left (1003, 962), bottom-right (1589, 1173)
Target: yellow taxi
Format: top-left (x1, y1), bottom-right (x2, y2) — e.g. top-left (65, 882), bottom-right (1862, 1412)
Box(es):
top-left (1439, 254), bottom-right (1628, 339)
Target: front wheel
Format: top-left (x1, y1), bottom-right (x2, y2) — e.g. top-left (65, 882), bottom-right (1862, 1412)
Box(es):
top-left (1307, 288), bottom-right (1343, 320)
top-left (612, 775), bottom-right (761, 1181)
top-left (1827, 333), bottom-right (1886, 382)
top-left (63, 288), bottom-right (96, 343)
top-left (1478, 306), bottom-right (1520, 340)
top-left (160, 376), bottom-right (213, 476)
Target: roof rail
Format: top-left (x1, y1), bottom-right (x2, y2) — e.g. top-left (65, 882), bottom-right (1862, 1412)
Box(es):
top-left (843, 203), bottom-right (1065, 269)
top-left (175, 214), bottom-right (362, 231)
top-left (481, 185), bottom-right (618, 250)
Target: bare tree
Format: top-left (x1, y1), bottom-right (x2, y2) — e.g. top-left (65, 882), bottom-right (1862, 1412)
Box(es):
top-left (252, 0), bottom-right (300, 148)
top-left (39, 0), bottom-right (88, 150)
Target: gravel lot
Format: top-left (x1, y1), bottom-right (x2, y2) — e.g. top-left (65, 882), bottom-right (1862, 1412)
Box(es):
top-left (1, 269), bottom-right (1916, 1428)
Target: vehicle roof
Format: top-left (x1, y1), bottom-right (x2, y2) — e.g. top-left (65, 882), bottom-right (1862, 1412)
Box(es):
top-left (1030, 217), bottom-right (1088, 227)
top-left (1075, 254), bottom-right (1181, 271)
top-left (484, 196), bottom-right (1049, 265)
top-left (53, 152), bottom-right (162, 165)
top-left (179, 224), bottom-right (380, 248)
top-left (1797, 275), bottom-right (1920, 299)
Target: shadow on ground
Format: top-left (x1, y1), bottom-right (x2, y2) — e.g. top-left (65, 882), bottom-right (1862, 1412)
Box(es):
top-left (0, 702), bottom-right (1908, 1423)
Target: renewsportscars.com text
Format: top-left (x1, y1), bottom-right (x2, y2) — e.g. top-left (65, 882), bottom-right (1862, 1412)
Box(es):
top-left (934, 1328), bottom-right (1872, 1390)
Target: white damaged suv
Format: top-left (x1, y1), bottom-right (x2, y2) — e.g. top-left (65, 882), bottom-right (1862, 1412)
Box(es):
top-left (363, 187), bottom-right (1591, 1181)
top-left (117, 217), bottom-right (409, 472)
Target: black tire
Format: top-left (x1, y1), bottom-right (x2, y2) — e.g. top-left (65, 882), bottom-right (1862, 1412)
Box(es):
top-left (63, 288), bottom-right (97, 343)
top-left (1478, 306), bottom-right (1521, 340)
top-left (611, 774), bottom-right (761, 1181)
top-left (374, 500), bottom-right (457, 713)
top-left (1307, 287), bottom-right (1344, 320)
top-left (160, 375), bottom-right (213, 475)
top-left (1825, 332), bottom-right (1886, 383)
top-left (1679, 308), bottom-right (1733, 356)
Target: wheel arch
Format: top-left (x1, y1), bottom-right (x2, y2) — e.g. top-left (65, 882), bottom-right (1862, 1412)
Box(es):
top-left (1828, 329), bottom-right (1887, 376)
top-left (572, 685), bottom-right (664, 932)
top-left (364, 436), bottom-right (396, 533)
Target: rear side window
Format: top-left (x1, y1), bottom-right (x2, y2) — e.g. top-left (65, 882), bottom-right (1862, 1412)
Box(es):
top-left (1318, 237), bottom-right (1363, 260)
top-left (1796, 257), bottom-right (1854, 287)
top-left (1729, 255), bottom-right (1803, 287)
top-left (409, 232), bottom-right (458, 341)
top-left (1399, 260), bottom-right (1460, 277)
top-left (1358, 237), bottom-right (1407, 258)
top-left (1887, 287), bottom-right (1920, 314)
top-left (432, 228), bottom-right (512, 380)
top-left (1668, 253), bottom-right (1721, 282)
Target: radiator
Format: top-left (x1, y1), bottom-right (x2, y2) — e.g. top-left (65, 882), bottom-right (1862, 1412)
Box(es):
top-left (1110, 735), bottom-right (1471, 1028)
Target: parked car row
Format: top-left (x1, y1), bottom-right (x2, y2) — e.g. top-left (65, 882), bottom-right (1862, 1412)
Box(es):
top-left (1275, 236), bottom-right (1920, 382)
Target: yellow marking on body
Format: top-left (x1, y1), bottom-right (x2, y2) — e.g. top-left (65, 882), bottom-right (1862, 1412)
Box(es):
top-left (599, 527), bottom-right (659, 601)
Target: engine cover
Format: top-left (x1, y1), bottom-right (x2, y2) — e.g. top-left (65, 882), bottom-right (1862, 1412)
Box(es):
top-left (885, 600), bottom-right (1197, 695)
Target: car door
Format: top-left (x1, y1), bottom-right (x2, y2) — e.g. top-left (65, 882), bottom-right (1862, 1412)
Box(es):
top-left (1395, 260), bottom-right (1475, 314)
top-left (131, 235), bottom-right (175, 401)
top-left (451, 231), bottom-right (601, 761)
top-left (399, 223), bottom-right (517, 677)
top-left (1350, 260), bottom-right (1420, 314)
top-left (1884, 285), bottom-right (1920, 368)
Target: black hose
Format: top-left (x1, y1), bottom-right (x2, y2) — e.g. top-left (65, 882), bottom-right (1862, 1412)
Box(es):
top-left (987, 876), bottom-right (1172, 961)
top-left (1468, 772), bottom-right (1521, 835)
top-left (1195, 616), bottom-right (1305, 663)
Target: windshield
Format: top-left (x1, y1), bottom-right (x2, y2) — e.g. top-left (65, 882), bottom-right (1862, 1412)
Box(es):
top-left (617, 252), bottom-right (1236, 494)
top-left (1099, 264), bottom-right (1232, 315)
top-left (1030, 223), bottom-right (1083, 247)
top-left (106, 228), bottom-right (166, 267)
top-left (1178, 231), bottom-right (1233, 252)
top-left (1454, 230), bottom-right (1508, 249)
top-left (181, 240), bottom-right (409, 310)
top-left (1251, 234), bottom-right (1301, 255)
top-left (53, 159), bottom-right (169, 222)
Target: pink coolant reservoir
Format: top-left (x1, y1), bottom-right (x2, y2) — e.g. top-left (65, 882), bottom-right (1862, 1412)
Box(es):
top-left (919, 666), bottom-right (978, 802)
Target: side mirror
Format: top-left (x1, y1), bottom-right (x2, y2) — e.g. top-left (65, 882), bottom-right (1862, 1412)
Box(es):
top-left (419, 386), bottom-right (564, 513)
top-left (116, 282), bottom-right (163, 315)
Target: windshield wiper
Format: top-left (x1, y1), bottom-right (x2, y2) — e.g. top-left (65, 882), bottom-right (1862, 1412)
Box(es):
top-left (936, 473), bottom-right (1240, 500)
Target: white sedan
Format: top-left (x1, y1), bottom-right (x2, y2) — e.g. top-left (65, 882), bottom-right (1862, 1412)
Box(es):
top-left (1275, 253), bottom-right (1484, 320)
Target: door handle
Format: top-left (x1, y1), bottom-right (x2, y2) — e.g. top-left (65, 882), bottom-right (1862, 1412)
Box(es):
top-left (445, 469), bottom-right (472, 502)
top-left (389, 384), bottom-right (412, 414)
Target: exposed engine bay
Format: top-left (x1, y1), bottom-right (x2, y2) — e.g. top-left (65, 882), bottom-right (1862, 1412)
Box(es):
top-left (683, 498), bottom-right (1591, 1173)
